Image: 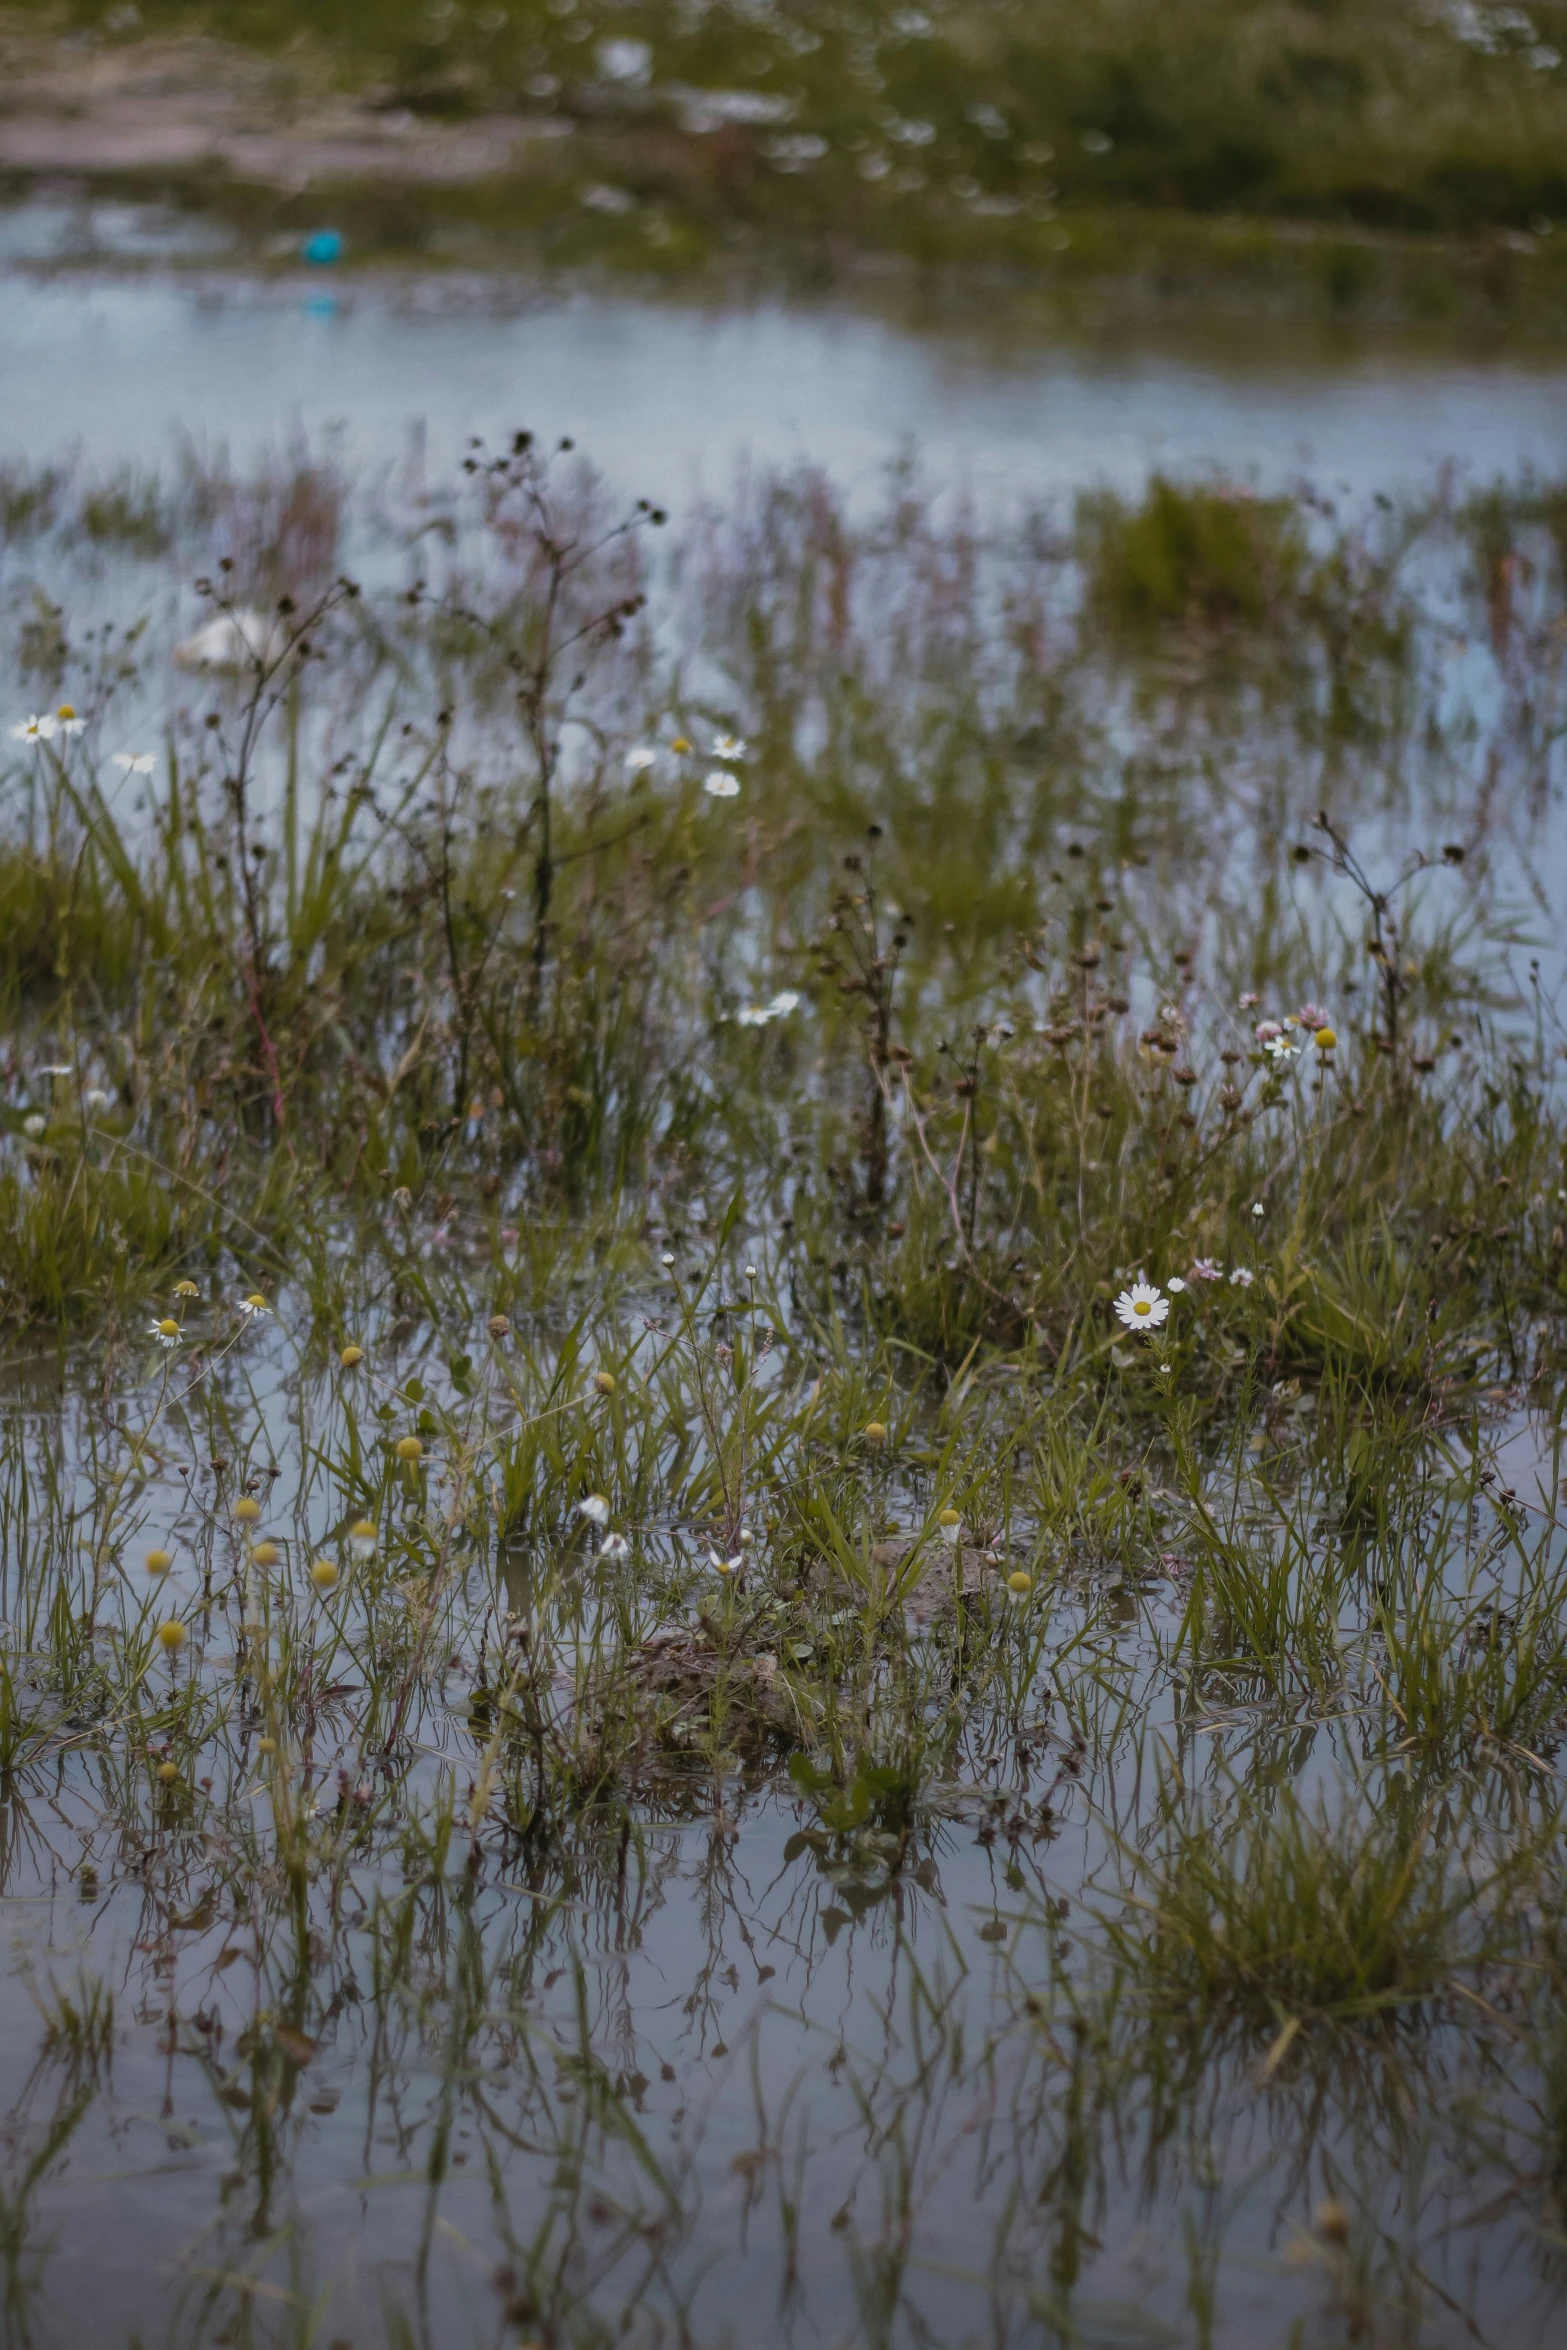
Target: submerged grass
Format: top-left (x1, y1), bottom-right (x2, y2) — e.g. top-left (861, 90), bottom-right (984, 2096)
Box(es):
top-left (0, 445), bottom-right (1561, 2339)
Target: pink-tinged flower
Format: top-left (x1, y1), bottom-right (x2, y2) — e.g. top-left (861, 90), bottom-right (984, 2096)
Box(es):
top-left (1190, 1258), bottom-right (1223, 1281)
top-left (1238, 992), bottom-right (1260, 1009)
top-left (1297, 1001), bottom-right (1327, 1030)
top-left (1254, 1020), bottom-right (1283, 1044)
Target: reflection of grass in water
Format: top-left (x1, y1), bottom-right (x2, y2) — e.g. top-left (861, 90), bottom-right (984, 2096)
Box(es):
top-left (0, 439), bottom-right (1562, 2339)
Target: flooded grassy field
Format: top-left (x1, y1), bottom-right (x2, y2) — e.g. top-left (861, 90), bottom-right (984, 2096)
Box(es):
top-left (5, 214), bottom-right (1567, 2347)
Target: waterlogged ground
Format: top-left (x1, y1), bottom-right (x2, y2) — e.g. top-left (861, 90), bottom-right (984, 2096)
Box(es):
top-left (4, 241), bottom-right (1567, 2346)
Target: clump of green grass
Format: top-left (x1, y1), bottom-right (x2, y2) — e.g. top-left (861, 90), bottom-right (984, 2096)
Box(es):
top-left (1107, 1785), bottom-right (1516, 2031)
top-left (1079, 473), bottom-right (1309, 632)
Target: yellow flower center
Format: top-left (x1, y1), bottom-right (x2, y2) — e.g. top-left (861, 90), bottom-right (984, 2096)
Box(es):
top-left (1133, 1299), bottom-right (1151, 1315)
top-left (157, 1317), bottom-right (179, 1337)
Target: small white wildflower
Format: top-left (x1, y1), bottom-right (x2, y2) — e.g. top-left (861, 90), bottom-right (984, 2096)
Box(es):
top-left (736, 988), bottom-right (801, 1027)
top-left (711, 735), bottom-right (747, 760)
top-left (578, 1494), bottom-right (611, 1527)
top-left (1230, 1267), bottom-right (1255, 1288)
top-left (1166, 1276), bottom-right (1187, 1293)
top-left (1114, 1281), bottom-right (1169, 1333)
top-left (661, 1251), bottom-right (676, 1267)
top-left (1251, 1202), bottom-right (1266, 1219)
top-left (703, 770), bottom-right (742, 799)
top-left (625, 745), bottom-right (658, 772)
top-left (53, 706), bottom-right (85, 737)
top-left (12, 715), bottom-right (56, 744)
top-left (149, 1317), bottom-right (182, 1349)
top-left (21, 1113), bottom-right (45, 1138)
top-left (85, 1087), bottom-right (109, 1111)
top-left (112, 751), bottom-right (156, 775)
top-left (238, 1292), bottom-right (270, 1315)
top-left (600, 1531), bottom-right (631, 1560)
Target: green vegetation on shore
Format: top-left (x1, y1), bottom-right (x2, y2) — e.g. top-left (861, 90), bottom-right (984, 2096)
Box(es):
top-left (12, 0), bottom-right (1567, 320)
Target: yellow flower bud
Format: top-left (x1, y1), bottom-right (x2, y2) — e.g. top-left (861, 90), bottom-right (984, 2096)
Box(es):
top-left (593, 1370), bottom-right (618, 1396)
top-left (157, 1619), bottom-right (186, 1653)
top-left (145, 1548), bottom-right (173, 1577)
top-left (1007, 1569), bottom-right (1034, 1596)
top-left (251, 1540), bottom-right (280, 1567)
top-left (174, 1279), bottom-right (199, 1299)
top-left (1314, 1027), bottom-right (1337, 1052)
top-left (157, 1760), bottom-right (179, 1784)
top-left (234, 1497), bottom-right (262, 1524)
top-left (937, 1508), bottom-right (961, 1528)
top-left (309, 1558), bottom-right (339, 1592)
top-left (340, 1344), bottom-right (364, 1368)
top-left (863, 1421), bottom-right (888, 1446)
top-left (395, 1435), bottom-right (424, 1463)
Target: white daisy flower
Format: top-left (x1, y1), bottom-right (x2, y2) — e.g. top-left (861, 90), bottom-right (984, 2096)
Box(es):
top-left (112, 752), bottom-right (155, 775)
top-left (237, 1292), bottom-right (270, 1316)
top-left (149, 1317), bottom-right (182, 1349)
top-left (600, 1531), bottom-right (631, 1560)
top-left (711, 735), bottom-right (747, 760)
top-left (578, 1494), bottom-right (610, 1527)
top-left (709, 1550), bottom-right (744, 1576)
top-left (1114, 1281), bottom-right (1169, 1333)
top-left (1230, 1267), bottom-right (1255, 1287)
top-left (734, 988), bottom-right (801, 1027)
top-left (1263, 1038), bottom-right (1296, 1061)
top-left (12, 715), bottom-right (56, 744)
top-left (1166, 1276), bottom-right (1187, 1293)
top-left (625, 745), bottom-right (658, 771)
top-left (54, 706), bottom-right (85, 737)
top-left (703, 770), bottom-right (741, 799)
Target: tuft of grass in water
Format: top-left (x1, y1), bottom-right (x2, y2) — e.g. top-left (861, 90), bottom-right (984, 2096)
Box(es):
top-left (1106, 1782), bottom-right (1525, 2031)
top-left (1079, 473), bottom-right (1309, 633)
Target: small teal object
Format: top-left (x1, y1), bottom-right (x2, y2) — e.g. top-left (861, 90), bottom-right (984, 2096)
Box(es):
top-left (303, 228), bottom-right (344, 266)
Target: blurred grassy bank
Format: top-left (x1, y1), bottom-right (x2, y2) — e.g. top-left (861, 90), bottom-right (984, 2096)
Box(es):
top-left (8, 0), bottom-right (1567, 325)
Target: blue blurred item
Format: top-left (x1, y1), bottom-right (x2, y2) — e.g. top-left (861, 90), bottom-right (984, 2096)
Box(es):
top-left (302, 292), bottom-right (340, 318)
top-left (302, 228), bottom-right (344, 266)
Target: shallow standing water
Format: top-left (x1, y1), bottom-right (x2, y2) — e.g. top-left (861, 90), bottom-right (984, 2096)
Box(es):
top-left (4, 201), bottom-right (1567, 2350)
top-left (5, 204), bottom-right (1567, 501)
